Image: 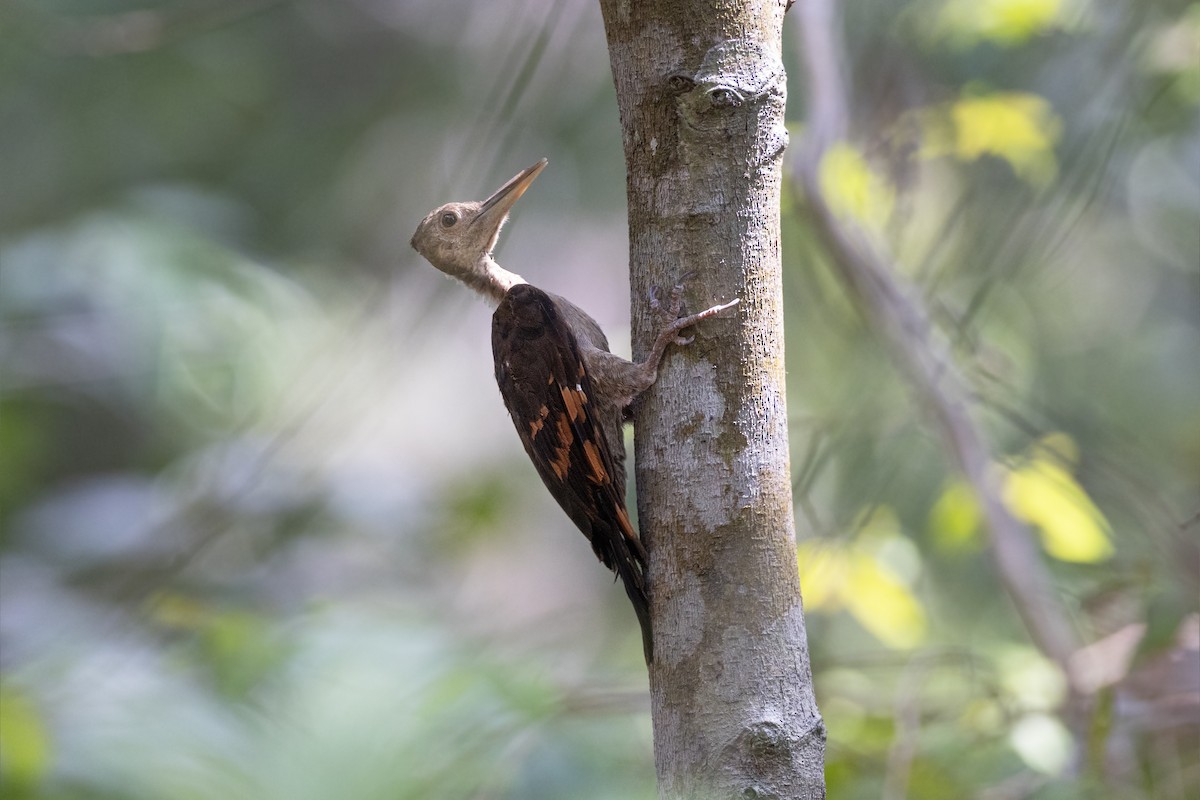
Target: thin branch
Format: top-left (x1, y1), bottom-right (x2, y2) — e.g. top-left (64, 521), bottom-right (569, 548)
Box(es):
top-left (790, 0), bottom-right (1083, 689)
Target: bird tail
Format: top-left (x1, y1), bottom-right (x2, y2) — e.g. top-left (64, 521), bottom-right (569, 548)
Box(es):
top-left (612, 542), bottom-right (653, 664)
top-left (609, 520), bottom-right (657, 662)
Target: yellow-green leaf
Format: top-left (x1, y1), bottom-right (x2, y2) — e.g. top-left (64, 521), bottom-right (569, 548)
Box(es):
top-left (0, 684), bottom-right (50, 789)
top-left (818, 142), bottom-right (895, 229)
top-left (797, 540), bottom-right (847, 610)
top-left (929, 479), bottom-right (984, 552)
top-left (921, 91), bottom-right (1062, 188)
top-left (798, 509), bottom-right (928, 650)
top-left (935, 0), bottom-right (1082, 47)
top-left (1004, 458), bottom-right (1114, 563)
top-left (953, 93), bottom-right (1061, 185)
top-left (843, 552), bottom-right (927, 649)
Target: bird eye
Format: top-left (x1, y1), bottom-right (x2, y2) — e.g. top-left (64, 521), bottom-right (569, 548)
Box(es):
top-left (440, 212), bottom-right (458, 228)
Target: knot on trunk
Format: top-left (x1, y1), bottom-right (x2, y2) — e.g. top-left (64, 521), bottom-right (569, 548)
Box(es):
top-left (675, 40), bottom-right (785, 136)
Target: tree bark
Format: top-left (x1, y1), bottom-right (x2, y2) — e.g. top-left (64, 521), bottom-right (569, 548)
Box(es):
top-left (598, 2), bottom-right (825, 797)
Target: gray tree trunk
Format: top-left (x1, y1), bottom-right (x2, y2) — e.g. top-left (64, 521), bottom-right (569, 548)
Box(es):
top-left (597, 2), bottom-right (826, 797)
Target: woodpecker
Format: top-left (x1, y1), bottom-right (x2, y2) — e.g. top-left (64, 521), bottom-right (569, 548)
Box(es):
top-left (410, 159), bottom-right (738, 661)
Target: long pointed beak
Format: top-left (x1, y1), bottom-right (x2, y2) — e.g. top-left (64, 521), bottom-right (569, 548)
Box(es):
top-left (473, 158), bottom-right (548, 232)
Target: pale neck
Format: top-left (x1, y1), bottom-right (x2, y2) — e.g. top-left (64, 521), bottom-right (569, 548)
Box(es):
top-left (464, 256), bottom-right (526, 306)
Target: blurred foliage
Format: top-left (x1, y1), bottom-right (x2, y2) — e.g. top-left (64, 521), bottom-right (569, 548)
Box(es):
top-left (932, 0), bottom-right (1087, 47)
top-left (1003, 434), bottom-right (1115, 564)
top-left (920, 89), bottom-right (1063, 186)
top-left (820, 143), bottom-right (898, 230)
top-left (799, 509), bottom-right (928, 649)
top-left (1, 0), bottom-right (1197, 798)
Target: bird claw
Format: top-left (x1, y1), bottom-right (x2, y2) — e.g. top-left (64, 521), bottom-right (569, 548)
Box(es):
top-left (649, 278), bottom-right (690, 323)
top-left (648, 276), bottom-right (740, 347)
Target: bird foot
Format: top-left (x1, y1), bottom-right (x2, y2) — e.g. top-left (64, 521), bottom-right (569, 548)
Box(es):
top-left (649, 275), bottom-right (740, 347)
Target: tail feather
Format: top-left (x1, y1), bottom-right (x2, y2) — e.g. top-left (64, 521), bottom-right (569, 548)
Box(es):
top-left (609, 534), bottom-right (652, 663)
top-left (616, 559), bottom-right (653, 663)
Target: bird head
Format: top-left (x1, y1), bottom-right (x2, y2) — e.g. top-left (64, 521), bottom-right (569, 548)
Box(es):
top-left (410, 159), bottom-right (547, 281)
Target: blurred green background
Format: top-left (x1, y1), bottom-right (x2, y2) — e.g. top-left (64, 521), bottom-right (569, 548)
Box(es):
top-left (1, 0), bottom-right (1197, 798)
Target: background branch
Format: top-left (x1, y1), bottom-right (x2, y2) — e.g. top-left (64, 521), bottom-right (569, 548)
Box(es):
top-left (791, 0), bottom-right (1085, 713)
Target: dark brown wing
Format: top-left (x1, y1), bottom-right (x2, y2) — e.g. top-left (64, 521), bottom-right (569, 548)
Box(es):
top-left (492, 284), bottom-right (651, 660)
